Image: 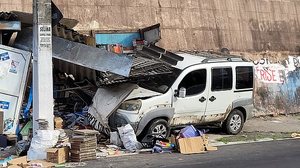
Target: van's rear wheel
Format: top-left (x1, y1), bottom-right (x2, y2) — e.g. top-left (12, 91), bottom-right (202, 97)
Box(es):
top-left (223, 109), bottom-right (244, 135)
top-left (146, 119), bottom-right (170, 139)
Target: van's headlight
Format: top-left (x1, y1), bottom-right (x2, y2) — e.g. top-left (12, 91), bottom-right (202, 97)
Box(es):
top-left (119, 100), bottom-right (142, 111)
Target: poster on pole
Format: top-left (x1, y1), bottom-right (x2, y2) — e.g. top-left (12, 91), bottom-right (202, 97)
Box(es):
top-left (38, 24), bottom-right (52, 51)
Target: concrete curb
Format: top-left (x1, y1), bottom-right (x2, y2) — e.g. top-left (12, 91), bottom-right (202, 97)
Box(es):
top-left (210, 137), bottom-right (297, 147)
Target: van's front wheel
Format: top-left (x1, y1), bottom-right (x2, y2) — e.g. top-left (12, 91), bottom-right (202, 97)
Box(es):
top-left (147, 119), bottom-right (170, 139)
top-left (223, 109), bottom-right (244, 135)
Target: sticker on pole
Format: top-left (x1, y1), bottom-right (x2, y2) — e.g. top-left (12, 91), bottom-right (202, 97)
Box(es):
top-left (9, 60), bottom-right (20, 74)
top-left (38, 25), bottom-right (52, 49)
top-left (0, 101), bottom-right (10, 110)
top-left (0, 52), bottom-right (10, 61)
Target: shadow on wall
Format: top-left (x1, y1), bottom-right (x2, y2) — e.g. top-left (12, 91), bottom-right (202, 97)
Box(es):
top-left (254, 56), bottom-right (300, 115)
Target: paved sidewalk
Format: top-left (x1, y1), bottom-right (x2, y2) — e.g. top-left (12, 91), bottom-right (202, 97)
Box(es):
top-left (207, 114), bottom-right (300, 145)
top-left (243, 115), bottom-right (300, 133)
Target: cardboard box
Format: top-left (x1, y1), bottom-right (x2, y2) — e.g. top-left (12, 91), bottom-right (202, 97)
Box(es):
top-left (46, 147), bottom-right (69, 164)
top-left (177, 136), bottom-right (206, 154)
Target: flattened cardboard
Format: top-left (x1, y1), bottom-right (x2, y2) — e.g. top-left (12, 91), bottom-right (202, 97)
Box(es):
top-left (178, 136), bottom-right (206, 154)
top-left (8, 156), bottom-right (27, 166)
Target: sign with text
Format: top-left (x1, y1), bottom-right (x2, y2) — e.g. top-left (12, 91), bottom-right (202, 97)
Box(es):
top-left (38, 24), bottom-right (52, 50)
top-left (255, 65), bottom-right (285, 84)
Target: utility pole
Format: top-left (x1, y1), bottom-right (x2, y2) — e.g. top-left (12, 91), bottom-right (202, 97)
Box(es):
top-left (32, 0), bottom-right (54, 133)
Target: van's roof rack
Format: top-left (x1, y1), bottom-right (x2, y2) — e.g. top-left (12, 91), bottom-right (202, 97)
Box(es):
top-left (201, 57), bottom-right (247, 63)
top-left (198, 51), bottom-right (248, 63)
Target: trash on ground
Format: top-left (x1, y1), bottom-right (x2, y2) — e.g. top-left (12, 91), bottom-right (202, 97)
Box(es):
top-left (291, 133), bottom-right (300, 138)
top-left (151, 137), bottom-right (175, 154)
top-left (28, 160), bottom-right (55, 168)
top-left (110, 131), bottom-right (122, 147)
top-left (64, 162), bottom-right (87, 167)
top-left (16, 140), bottom-right (30, 156)
top-left (7, 156), bottom-right (27, 167)
top-left (117, 124), bottom-right (142, 152)
top-left (178, 125), bottom-right (207, 138)
top-left (55, 129), bottom-right (71, 148)
top-left (27, 130), bottom-right (60, 161)
top-left (176, 125), bottom-right (217, 154)
top-left (0, 155), bottom-right (12, 167)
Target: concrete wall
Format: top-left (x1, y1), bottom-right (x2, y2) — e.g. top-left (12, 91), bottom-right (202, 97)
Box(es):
top-left (253, 56), bottom-right (300, 115)
top-left (1, 0), bottom-right (300, 52)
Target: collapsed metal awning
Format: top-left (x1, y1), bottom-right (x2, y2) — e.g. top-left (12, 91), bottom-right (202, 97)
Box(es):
top-left (137, 44), bottom-right (184, 66)
top-left (96, 55), bottom-right (176, 85)
top-left (95, 45), bottom-right (184, 85)
top-left (13, 28), bottom-right (133, 77)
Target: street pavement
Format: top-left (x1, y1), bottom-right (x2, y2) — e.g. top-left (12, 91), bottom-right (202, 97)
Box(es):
top-left (88, 139), bottom-right (300, 168)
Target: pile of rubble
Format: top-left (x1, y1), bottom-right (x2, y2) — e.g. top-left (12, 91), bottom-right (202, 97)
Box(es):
top-left (1, 123), bottom-right (218, 167)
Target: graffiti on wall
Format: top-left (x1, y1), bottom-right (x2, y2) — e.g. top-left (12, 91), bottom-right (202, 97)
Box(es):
top-left (254, 56), bottom-right (300, 115)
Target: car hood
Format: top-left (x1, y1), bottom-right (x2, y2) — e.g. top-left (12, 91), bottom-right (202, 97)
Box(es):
top-left (125, 86), bottom-right (162, 100)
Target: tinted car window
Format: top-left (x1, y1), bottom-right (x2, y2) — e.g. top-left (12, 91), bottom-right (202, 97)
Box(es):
top-left (178, 69), bottom-right (207, 96)
top-left (236, 66), bottom-right (253, 89)
top-left (211, 67), bottom-right (232, 91)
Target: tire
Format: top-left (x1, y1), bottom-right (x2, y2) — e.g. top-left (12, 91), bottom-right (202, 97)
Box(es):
top-left (223, 109), bottom-right (244, 135)
top-left (146, 119), bottom-right (170, 139)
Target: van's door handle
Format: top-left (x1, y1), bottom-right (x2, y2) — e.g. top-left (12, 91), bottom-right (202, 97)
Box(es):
top-left (199, 97), bottom-right (206, 102)
top-left (209, 96), bottom-right (216, 102)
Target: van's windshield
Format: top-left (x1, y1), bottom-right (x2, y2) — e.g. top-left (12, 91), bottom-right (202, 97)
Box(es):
top-left (138, 70), bottom-right (181, 93)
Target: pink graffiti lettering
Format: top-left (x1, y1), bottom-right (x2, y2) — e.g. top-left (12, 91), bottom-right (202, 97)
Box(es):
top-left (255, 67), bottom-right (284, 83)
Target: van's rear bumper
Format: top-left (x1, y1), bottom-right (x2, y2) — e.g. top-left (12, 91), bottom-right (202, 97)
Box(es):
top-left (244, 104), bottom-right (254, 120)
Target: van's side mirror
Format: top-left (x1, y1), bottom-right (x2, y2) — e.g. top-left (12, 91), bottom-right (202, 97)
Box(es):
top-left (175, 87), bottom-right (186, 98)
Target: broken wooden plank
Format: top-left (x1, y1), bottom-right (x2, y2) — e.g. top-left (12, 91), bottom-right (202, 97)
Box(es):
top-left (8, 32), bottom-right (18, 46)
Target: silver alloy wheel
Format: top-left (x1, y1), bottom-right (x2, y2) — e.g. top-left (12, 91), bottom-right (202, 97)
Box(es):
top-left (229, 114), bottom-right (242, 132)
top-left (152, 124), bottom-right (167, 138)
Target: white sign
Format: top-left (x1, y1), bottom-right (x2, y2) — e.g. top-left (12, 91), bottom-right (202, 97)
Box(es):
top-left (38, 25), bottom-right (52, 50)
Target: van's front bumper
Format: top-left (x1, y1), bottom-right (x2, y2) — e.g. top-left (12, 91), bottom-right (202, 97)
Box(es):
top-left (109, 111), bottom-right (139, 133)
